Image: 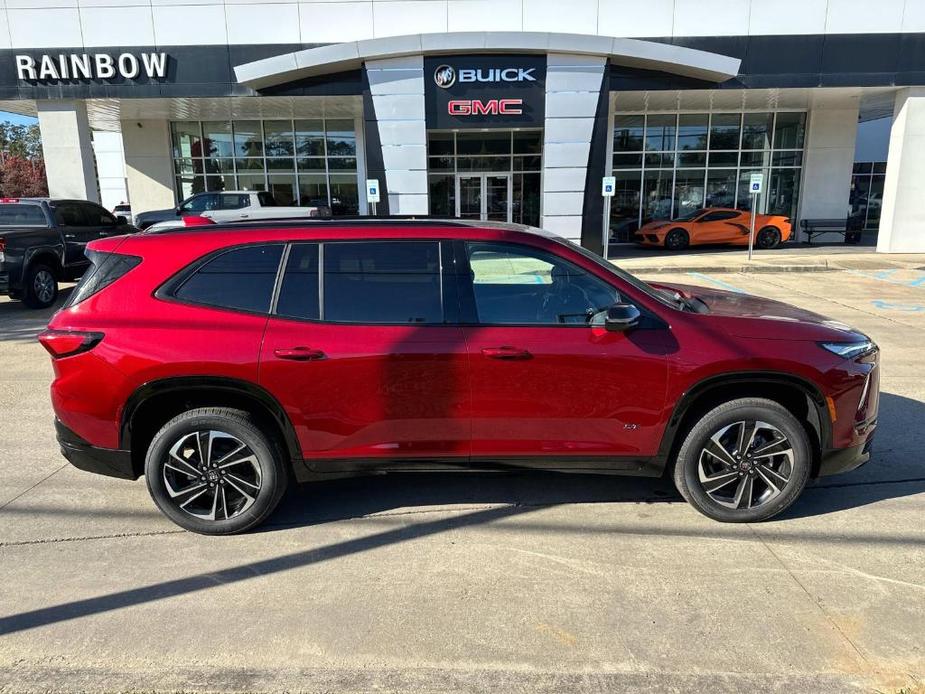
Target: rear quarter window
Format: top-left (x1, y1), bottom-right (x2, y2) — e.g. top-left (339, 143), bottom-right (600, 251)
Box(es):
top-left (172, 244), bottom-right (284, 314)
top-left (0, 204), bottom-right (48, 226)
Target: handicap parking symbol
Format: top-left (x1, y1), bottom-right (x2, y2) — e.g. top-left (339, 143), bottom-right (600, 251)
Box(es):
top-left (871, 299), bottom-right (925, 312)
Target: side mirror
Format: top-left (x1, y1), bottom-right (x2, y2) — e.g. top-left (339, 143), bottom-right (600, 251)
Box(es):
top-left (116, 215), bottom-right (127, 225)
top-left (175, 206), bottom-right (183, 215)
top-left (605, 303), bottom-right (641, 332)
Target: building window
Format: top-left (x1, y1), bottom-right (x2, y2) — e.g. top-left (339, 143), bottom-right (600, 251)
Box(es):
top-left (426, 130), bottom-right (542, 227)
top-left (850, 162), bottom-right (887, 231)
top-left (609, 111), bottom-right (806, 242)
top-left (171, 119), bottom-right (360, 215)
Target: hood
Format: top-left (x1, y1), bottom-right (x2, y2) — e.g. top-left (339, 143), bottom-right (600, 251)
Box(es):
top-left (653, 282), bottom-right (868, 342)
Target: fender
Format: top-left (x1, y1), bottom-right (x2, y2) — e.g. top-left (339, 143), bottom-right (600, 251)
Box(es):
top-left (655, 370), bottom-right (831, 462)
top-left (119, 376), bottom-right (302, 463)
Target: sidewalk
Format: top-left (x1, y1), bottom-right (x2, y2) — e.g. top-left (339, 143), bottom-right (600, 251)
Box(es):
top-left (610, 245), bottom-right (925, 275)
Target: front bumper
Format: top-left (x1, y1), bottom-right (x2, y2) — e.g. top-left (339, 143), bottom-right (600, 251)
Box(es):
top-left (55, 419), bottom-right (137, 480)
top-left (818, 427), bottom-right (875, 477)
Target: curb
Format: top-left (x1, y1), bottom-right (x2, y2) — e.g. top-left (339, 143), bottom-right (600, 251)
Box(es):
top-left (616, 261), bottom-right (904, 275)
top-left (618, 263), bottom-right (835, 274)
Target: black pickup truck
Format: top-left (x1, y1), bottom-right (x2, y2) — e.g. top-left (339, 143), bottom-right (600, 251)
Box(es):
top-left (0, 198), bottom-right (138, 309)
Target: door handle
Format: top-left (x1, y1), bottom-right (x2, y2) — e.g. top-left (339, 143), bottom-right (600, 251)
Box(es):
top-left (64, 233), bottom-right (76, 239)
top-left (481, 346), bottom-right (531, 360)
top-left (274, 347), bottom-right (326, 361)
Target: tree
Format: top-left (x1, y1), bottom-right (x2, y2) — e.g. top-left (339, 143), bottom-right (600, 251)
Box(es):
top-left (0, 156), bottom-right (48, 197)
top-left (0, 122), bottom-right (43, 160)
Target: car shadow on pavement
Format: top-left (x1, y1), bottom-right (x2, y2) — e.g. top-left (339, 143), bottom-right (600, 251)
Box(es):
top-left (268, 471), bottom-right (680, 531)
top-left (0, 287), bottom-right (72, 343)
top-left (782, 391), bottom-right (925, 519)
top-left (266, 392), bottom-right (925, 529)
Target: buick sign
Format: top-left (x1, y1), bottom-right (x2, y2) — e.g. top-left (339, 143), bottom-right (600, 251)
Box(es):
top-left (435, 64), bottom-right (536, 87)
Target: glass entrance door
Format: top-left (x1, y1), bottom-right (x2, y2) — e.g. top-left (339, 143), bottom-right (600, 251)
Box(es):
top-left (458, 175), bottom-right (482, 219)
top-left (455, 174), bottom-right (511, 222)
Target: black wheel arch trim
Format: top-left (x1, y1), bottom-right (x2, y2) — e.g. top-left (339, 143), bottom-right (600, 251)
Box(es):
top-left (120, 376), bottom-right (303, 464)
top-left (656, 371), bottom-right (831, 464)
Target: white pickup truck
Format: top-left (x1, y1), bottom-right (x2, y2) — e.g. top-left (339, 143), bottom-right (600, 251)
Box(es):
top-left (134, 191), bottom-right (331, 231)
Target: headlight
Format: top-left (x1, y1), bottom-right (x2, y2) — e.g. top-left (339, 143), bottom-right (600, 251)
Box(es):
top-left (820, 340), bottom-right (876, 359)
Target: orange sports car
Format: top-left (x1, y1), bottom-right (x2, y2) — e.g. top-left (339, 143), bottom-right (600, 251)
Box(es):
top-left (634, 208), bottom-right (792, 250)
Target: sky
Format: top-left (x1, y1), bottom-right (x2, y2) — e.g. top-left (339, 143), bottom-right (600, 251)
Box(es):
top-left (0, 111), bottom-right (37, 127)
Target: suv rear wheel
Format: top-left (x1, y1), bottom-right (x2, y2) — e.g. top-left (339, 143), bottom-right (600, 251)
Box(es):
top-left (672, 398), bottom-right (811, 522)
top-left (144, 407), bottom-right (288, 535)
top-left (23, 263), bottom-right (58, 309)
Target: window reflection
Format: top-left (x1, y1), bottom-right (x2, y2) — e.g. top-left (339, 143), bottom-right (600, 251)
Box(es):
top-left (171, 118), bottom-right (360, 215)
top-left (609, 111), bottom-right (806, 241)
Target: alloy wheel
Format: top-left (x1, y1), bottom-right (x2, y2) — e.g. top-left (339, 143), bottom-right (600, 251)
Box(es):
top-left (696, 420), bottom-right (793, 510)
top-left (33, 270), bottom-right (55, 305)
top-left (162, 430), bottom-right (262, 521)
top-left (758, 228), bottom-right (779, 249)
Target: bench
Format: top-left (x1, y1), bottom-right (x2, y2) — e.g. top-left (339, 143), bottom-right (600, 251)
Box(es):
top-left (799, 217), bottom-right (864, 245)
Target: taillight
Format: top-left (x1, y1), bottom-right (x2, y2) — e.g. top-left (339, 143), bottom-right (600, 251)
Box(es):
top-left (38, 330), bottom-right (104, 358)
top-left (184, 215), bottom-right (215, 226)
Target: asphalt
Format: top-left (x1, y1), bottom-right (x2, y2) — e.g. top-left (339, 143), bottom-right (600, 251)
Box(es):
top-left (0, 261), bottom-right (923, 693)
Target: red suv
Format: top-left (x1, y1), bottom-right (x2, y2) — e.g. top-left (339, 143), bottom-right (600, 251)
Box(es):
top-left (40, 221), bottom-right (879, 534)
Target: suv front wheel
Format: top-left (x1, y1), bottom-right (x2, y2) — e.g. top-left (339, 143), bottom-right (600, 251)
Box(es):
top-left (673, 398), bottom-right (811, 522)
top-left (144, 407), bottom-right (288, 534)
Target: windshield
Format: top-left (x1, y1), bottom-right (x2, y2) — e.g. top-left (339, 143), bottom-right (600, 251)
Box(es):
top-left (552, 236), bottom-right (683, 310)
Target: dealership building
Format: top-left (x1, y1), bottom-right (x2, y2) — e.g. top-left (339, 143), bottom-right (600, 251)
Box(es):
top-left (0, 0), bottom-right (923, 253)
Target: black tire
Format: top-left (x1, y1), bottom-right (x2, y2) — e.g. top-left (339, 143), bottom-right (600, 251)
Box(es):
top-left (672, 398), bottom-right (811, 522)
top-left (664, 228), bottom-right (689, 251)
top-left (756, 226), bottom-right (781, 250)
top-left (22, 263), bottom-right (58, 309)
top-left (144, 407), bottom-right (288, 535)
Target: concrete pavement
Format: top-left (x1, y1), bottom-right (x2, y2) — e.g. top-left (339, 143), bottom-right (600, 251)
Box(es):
top-left (610, 243), bottom-right (925, 275)
top-left (0, 266), bottom-right (923, 693)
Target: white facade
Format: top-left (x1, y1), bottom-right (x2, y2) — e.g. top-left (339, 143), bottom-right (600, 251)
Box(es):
top-left (0, 0), bottom-right (924, 48)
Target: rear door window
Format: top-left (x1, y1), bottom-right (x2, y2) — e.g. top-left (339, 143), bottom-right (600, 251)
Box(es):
top-left (275, 243), bottom-right (320, 320)
top-left (173, 244), bottom-right (284, 313)
top-left (321, 241), bottom-right (443, 323)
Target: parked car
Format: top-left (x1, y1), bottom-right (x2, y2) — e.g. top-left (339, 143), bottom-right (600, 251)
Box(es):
top-left (40, 220), bottom-right (878, 534)
top-left (635, 208), bottom-right (793, 250)
top-left (0, 197), bottom-right (138, 308)
top-left (133, 191), bottom-right (329, 230)
top-left (112, 202), bottom-right (132, 220)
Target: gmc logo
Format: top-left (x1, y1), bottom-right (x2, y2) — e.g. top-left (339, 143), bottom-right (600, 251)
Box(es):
top-left (447, 99), bottom-right (524, 116)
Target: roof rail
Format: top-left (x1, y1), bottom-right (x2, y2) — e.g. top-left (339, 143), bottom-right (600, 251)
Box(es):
top-left (145, 215), bottom-right (539, 234)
